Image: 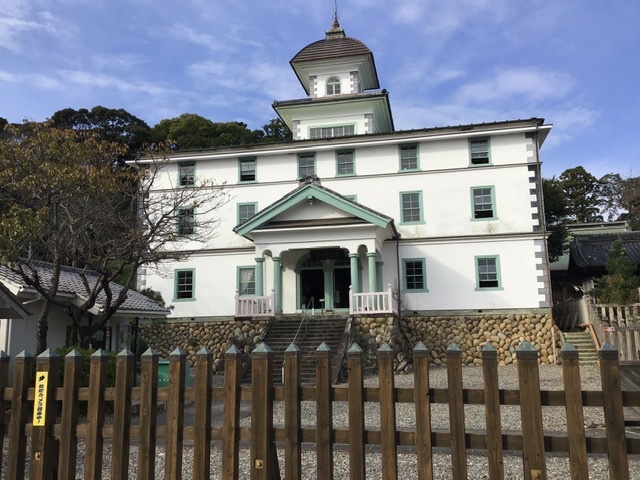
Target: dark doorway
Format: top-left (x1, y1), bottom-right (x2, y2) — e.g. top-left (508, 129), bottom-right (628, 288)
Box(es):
top-left (300, 269), bottom-right (324, 310)
top-left (333, 268), bottom-right (350, 309)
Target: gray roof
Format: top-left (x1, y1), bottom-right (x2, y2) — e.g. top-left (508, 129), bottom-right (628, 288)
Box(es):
top-left (291, 35), bottom-right (373, 64)
top-left (0, 262), bottom-right (169, 316)
top-left (570, 232), bottom-right (640, 269)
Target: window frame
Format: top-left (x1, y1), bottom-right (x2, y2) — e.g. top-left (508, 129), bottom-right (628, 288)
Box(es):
top-left (399, 144), bottom-right (419, 172)
top-left (237, 266), bottom-right (256, 296)
top-left (297, 153), bottom-right (316, 179)
top-left (469, 137), bottom-right (491, 166)
top-left (174, 269), bottom-right (195, 301)
top-left (402, 258), bottom-right (428, 292)
top-left (475, 255), bottom-right (502, 290)
top-left (326, 76), bottom-right (341, 95)
top-left (470, 186), bottom-right (497, 220)
top-left (309, 125), bottom-right (355, 139)
top-left (238, 157), bottom-right (257, 183)
top-left (237, 202), bottom-right (257, 224)
top-left (336, 149), bottom-right (355, 176)
top-left (399, 191), bottom-right (424, 224)
top-left (176, 206), bottom-right (195, 235)
top-left (178, 161), bottom-right (195, 187)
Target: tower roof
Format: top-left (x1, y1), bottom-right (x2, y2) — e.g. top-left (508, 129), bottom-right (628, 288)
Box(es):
top-left (291, 35), bottom-right (374, 64)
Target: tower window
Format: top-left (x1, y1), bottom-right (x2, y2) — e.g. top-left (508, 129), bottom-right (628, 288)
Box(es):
top-left (326, 77), bottom-right (341, 95)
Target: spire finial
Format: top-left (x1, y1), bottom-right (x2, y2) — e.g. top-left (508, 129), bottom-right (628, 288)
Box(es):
top-left (332, 0), bottom-right (340, 30)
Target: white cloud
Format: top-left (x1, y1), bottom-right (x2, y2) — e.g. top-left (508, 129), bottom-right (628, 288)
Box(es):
top-left (542, 106), bottom-right (600, 148)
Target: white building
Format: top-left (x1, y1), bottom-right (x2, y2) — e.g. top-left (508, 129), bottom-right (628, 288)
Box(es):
top-left (142, 19), bottom-right (552, 320)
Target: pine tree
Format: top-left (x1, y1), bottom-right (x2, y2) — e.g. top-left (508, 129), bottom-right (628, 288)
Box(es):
top-left (591, 238), bottom-right (640, 304)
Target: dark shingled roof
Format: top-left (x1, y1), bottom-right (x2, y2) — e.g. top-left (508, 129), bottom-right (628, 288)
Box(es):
top-left (0, 262), bottom-right (169, 315)
top-left (291, 36), bottom-right (373, 64)
top-left (570, 232), bottom-right (640, 268)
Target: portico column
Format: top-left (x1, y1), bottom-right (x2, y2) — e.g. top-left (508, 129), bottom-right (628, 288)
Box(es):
top-left (367, 252), bottom-right (377, 292)
top-left (273, 256), bottom-right (282, 313)
top-left (349, 253), bottom-right (359, 293)
top-left (255, 257), bottom-right (264, 296)
top-left (322, 260), bottom-right (335, 311)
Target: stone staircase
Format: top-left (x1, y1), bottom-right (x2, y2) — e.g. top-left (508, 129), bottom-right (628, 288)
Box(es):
top-left (242, 315), bottom-right (351, 384)
top-left (563, 330), bottom-right (599, 364)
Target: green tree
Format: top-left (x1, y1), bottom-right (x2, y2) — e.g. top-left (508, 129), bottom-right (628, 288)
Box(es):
top-left (599, 173), bottom-right (624, 221)
top-left (542, 177), bottom-right (569, 261)
top-left (0, 122), bottom-right (228, 352)
top-left (0, 117), bottom-right (7, 133)
top-left (620, 176), bottom-right (640, 230)
top-left (261, 118), bottom-right (292, 142)
top-left (559, 166), bottom-right (604, 223)
top-left (591, 238), bottom-right (640, 304)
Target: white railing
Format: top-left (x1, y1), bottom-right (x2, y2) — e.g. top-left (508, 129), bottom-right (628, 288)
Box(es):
top-left (235, 289), bottom-right (275, 317)
top-left (349, 284), bottom-right (397, 314)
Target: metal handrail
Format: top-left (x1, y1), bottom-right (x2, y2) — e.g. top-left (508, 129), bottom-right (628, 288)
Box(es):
top-left (292, 296), bottom-right (315, 346)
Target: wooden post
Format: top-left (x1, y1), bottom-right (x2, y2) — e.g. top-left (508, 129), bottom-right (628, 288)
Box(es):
top-left (516, 341), bottom-right (547, 480)
top-left (251, 343), bottom-right (276, 480)
top-left (481, 343), bottom-right (504, 480)
top-left (166, 348), bottom-right (187, 480)
top-left (446, 344), bottom-right (467, 480)
top-left (560, 343), bottom-right (588, 480)
top-left (194, 347), bottom-right (213, 480)
top-left (29, 349), bottom-right (60, 480)
top-left (0, 351), bottom-right (10, 478)
top-left (347, 343), bottom-right (366, 480)
top-left (413, 342), bottom-right (433, 480)
top-left (222, 345), bottom-right (242, 480)
top-left (138, 348), bottom-right (159, 480)
top-left (284, 343), bottom-right (302, 480)
top-left (315, 342), bottom-right (334, 480)
top-left (85, 350), bottom-right (108, 480)
top-left (58, 350), bottom-right (82, 480)
top-left (111, 348), bottom-right (134, 480)
top-left (599, 342), bottom-right (629, 480)
top-left (7, 351), bottom-right (33, 480)
top-left (378, 343), bottom-right (398, 480)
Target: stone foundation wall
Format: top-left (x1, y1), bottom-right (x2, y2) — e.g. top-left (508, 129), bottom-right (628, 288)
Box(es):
top-left (139, 319), bottom-right (269, 371)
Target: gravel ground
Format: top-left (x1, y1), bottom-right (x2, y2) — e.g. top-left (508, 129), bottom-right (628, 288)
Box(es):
top-left (3, 364), bottom-right (639, 479)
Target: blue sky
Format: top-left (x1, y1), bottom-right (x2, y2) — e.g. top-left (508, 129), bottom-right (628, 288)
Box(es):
top-left (1, 0), bottom-right (638, 179)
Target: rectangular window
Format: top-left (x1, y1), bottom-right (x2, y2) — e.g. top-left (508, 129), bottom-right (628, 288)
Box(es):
top-left (469, 138), bottom-right (490, 165)
top-left (175, 269), bottom-right (195, 300)
top-left (238, 202), bottom-right (257, 224)
top-left (476, 256), bottom-right (501, 289)
top-left (177, 207), bottom-right (195, 235)
top-left (336, 150), bottom-right (355, 176)
top-left (298, 153), bottom-right (316, 178)
top-left (178, 161), bottom-right (195, 186)
top-left (400, 191), bottom-right (423, 224)
top-left (403, 259), bottom-right (427, 292)
top-left (471, 186), bottom-right (496, 219)
top-left (399, 144), bottom-right (419, 171)
top-left (239, 157), bottom-right (256, 182)
top-left (309, 125), bottom-right (355, 139)
top-left (238, 267), bottom-right (256, 296)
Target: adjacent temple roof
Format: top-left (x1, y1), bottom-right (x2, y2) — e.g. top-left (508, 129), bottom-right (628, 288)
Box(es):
top-left (0, 261), bottom-right (169, 316)
top-left (569, 232), bottom-right (640, 269)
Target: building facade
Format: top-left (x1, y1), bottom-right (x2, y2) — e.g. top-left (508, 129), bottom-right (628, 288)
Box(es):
top-left (141, 20), bottom-right (552, 320)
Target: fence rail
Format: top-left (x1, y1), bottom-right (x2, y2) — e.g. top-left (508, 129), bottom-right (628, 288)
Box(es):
top-left (1, 342), bottom-right (640, 479)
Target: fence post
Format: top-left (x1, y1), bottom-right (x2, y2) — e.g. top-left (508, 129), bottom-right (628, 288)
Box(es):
top-left (57, 350), bottom-right (82, 480)
top-left (378, 343), bottom-right (398, 480)
top-left (194, 347), bottom-right (213, 480)
top-left (316, 342), bottom-right (334, 480)
top-left (599, 342), bottom-right (629, 480)
top-left (222, 345), bottom-right (242, 480)
top-left (7, 351), bottom-right (33, 480)
top-left (166, 347), bottom-right (187, 480)
top-left (29, 349), bottom-right (60, 480)
top-left (516, 341), bottom-right (547, 480)
top-left (413, 342), bottom-right (433, 480)
top-left (347, 343), bottom-right (366, 480)
top-left (560, 343), bottom-right (588, 480)
top-left (0, 351), bottom-right (10, 478)
top-left (251, 343), bottom-right (277, 480)
top-left (481, 343), bottom-right (504, 480)
top-left (284, 343), bottom-right (302, 480)
top-left (85, 349), bottom-right (108, 480)
top-left (446, 344), bottom-right (467, 480)
top-left (138, 348), bottom-right (159, 480)
top-left (111, 348), bottom-right (134, 480)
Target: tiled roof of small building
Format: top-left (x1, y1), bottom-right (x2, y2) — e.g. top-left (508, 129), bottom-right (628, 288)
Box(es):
top-left (570, 232), bottom-right (640, 268)
top-left (0, 262), bottom-right (169, 315)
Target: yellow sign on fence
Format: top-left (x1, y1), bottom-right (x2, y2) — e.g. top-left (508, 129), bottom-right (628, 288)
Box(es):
top-left (32, 371), bottom-right (48, 427)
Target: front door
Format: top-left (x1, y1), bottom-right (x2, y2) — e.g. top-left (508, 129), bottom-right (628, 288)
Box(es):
top-left (333, 267), bottom-right (350, 309)
top-left (300, 269), bottom-right (324, 310)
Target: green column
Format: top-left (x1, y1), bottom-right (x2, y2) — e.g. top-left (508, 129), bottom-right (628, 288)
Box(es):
top-left (255, 257), bottom-right (264, 296)
top-left (367, 252), bottom-right (377, 292)
top-left (349, 253), bottom-right (359, 293)
top-left (273, 256), bottom-right (282, 313)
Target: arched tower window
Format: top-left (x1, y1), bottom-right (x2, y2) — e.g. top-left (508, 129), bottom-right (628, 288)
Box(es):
top-left (326, 77), bottom-right (341, 95)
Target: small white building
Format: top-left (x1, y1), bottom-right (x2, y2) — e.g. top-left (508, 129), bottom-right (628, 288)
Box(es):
top-left (141, 20), bottom-right (552, 320)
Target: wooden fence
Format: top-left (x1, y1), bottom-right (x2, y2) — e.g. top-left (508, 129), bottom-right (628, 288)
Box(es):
top-left (1, 341), bottom-right (640, 479)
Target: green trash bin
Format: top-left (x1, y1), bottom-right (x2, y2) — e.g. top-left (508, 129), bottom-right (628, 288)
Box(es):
top-left (157, 359), bottom-right (190, 387)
